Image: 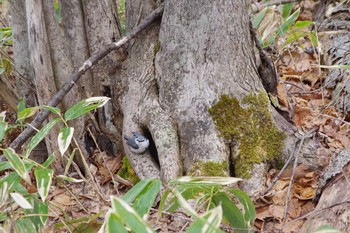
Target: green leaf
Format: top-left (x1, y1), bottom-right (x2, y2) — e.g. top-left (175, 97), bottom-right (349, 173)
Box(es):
top-left (1, 58), bottom-right (12, 76)
top-left (0, 212), bottom-right (7, 222)
top-left (24, 118), bottom-right (61, 158)
top-left (230, 189), bottom-right (256, 226)
top-left (18, 107), bottom-right (40, 120)
top-left (3, 148), bottom-right (31, 184)
top-left (294, 20), bottom-right (314, 29)
top-left (56, 175), bottom-right (83, 183)
top-left (211, 192), bottom-right (248, 233)
top-left (158, 188), bottom-right (171, 217)
top-left (0, 181), bottom-right (9, 206)
top-left (0, 111), bottom-right (5, 121)
top-left (24, 199), bottom-right (49, 231)
top-left (34, 167), bottom-right (53, 202)
top-left (58, 127), bottom-right (74, 156)
top-left (122, 178), bottom-right (155, 203)
top-left (186, 206), bottom-right (225, 233)
top-left (309, 32), bottom-right (318, 47)
top-left (42, 106), bottom-right (61, 115)
top-left (0, 161), bottom-right (12, 172)
top-left (111, 196), bottom-right (155, 233)
top-left (64, 148), bottom-right (77, 176)
top-left (64, 96), bottom-right (110, 121)
top-left (17, 99), bottom-right (26, 116)
top-left (318, 64), bottom-right (350, 69)
top-left (166, 185), bottom-right (208, 212)
top-left (10, 192), bottom-right (33, 209)
top-left (73, 220), bottom-right (101, 233)
top-left (0, 120), bottom-right (7, 142)
top-left (0, 172), bottom-right (28, 195)
top-left (252, 7), bottom-right (268, 28)
top-left (165, 176), bottom-right (242, 213)
top-left (282, 3), bottom-right (294, 19)
top-left (173, 176), bottom-right (242, 186)
top-left (42, 153), bottom-right (55, 168)
top-left (15, 218), bottom-right (37, 233)
top-left (132, 179), bottom-right (161, 217)
top-left (121, 178), bottom-right (161, 218)
top-left (106, 213), bottom-right (128, 233)
top-left (312, 225), bottom-right (342, 233)
top-left (277, 8), bottom-right (300, 36)
top-left (285, 31), bottom-right (308, 46)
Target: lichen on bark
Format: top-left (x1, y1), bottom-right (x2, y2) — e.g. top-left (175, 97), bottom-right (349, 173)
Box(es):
top-left (209, 91), bottom-right (285, 178)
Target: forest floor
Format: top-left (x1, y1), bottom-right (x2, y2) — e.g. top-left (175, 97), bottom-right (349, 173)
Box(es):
top-left (1, 0), bottom-right (349, 232)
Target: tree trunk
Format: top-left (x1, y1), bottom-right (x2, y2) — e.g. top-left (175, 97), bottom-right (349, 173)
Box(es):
top-left (112, 0), bottom-right (289, 189)
top-left (156, 0), bottom-right (261, 171)
top-left (11, 0), bottom-right (291, 194)
top-left (10, 0), bottom-right (123, 174)
top-left (10, 0), bottom-right (36, 109)
top-left (25, 0), bottom-right (64, 172)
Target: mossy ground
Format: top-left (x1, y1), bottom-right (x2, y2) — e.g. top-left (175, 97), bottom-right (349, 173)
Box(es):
top-left (209, 92), bottom-right (285, 178)
top-left (117, 156), bottom-right (140, 184)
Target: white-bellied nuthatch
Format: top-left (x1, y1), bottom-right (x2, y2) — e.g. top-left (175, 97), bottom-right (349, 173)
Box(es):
top-left (124, 132), bottom-right (150, 153)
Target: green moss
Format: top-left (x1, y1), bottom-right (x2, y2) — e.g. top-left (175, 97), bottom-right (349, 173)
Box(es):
top-left (189, 161), bottom-right (228, 177)
top-left (117, 156), bottom-right (140, 184)
top-left (153, 41), bottom-right (161, 55)
top-left (208, 92), bottom-right (286, 178)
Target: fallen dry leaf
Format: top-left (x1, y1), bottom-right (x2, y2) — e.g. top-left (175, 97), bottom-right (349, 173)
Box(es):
top-left (269, 205), bottom-right (285, 221)
top-left (272, 189), bottom-right (287, 205)
top-left (287, 198), bottom-right (302, 219)
top-left (334, 131), bottom-right (350, 148)
top-left (294, 186), bottom-right (316, 200)
top-left (256, 205), bottom-right (271, 221)
top-left (277, 82), bottom-right (290, 108)
top-left (53, 193), bottom-right (76, 206)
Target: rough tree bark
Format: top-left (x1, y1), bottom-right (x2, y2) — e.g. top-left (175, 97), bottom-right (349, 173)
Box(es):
top-left (156, 0), bottom-right (261, 171)
top-left (10, 0), bottom-right (124, 173)
top-left (113, 0), bottom-right (291, 191)
top-left (10, 0), bottom-right (292, 196)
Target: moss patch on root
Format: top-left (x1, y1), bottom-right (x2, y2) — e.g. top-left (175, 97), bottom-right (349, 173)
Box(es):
top-left (117, 156), bottom-right (140, 184)
top-left (208, 92), bottom-right (285, 178)
top-left (189, 161), bottom-right (229, 177)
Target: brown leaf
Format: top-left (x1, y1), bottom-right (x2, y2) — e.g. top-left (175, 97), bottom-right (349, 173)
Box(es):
top-left (272, 190), bottom-right (287, 205)
top-left (269, 205), bottom-right (284, 221)
top-left (287, 198), bottom-right (302, 219)
top-left (53, 193), bottom-right (76, 206)
top-left (293, 106), bottom-right (312, 126)
top-left (282, 220), bottom-right (305, 233)
top-left (294, 185), bottom-right (316, 200)
top-left (256, 205), bottom-right (271, 220)
top-left (277, 82), bottom-right (289, 108)
top-left (334, 131), bottom-right (350, 148)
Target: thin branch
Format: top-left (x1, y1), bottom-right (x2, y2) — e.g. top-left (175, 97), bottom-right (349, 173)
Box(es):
top-left (8, 3), bottom-right (164, 152)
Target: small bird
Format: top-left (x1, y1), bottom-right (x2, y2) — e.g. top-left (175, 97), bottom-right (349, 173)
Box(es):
top-left (124, 131), bottom-right (150, 153)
